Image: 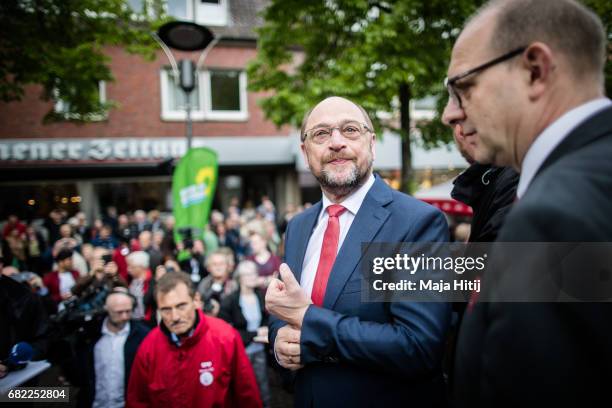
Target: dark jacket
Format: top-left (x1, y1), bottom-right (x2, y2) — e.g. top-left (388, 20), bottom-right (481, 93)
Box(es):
top-left (219, 289), bottom-right (268, 347)
top-left (451, 164), bottom-right (518, 242)
top-left (0, 276), bottom-right (49, 361)
top-left (179, 253), bottom-right (207, 281)
top-left (455, 105), bottom-right (612, 407)
top-left (447, 164), bottom-right (519, 376)
top-left (75, 318), bottom-right (150, 408)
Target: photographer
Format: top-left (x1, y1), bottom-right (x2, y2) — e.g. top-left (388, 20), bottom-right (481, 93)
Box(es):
top-left (0, 266), bottom-right (49, 379)
top-left (179, 239), bottom-right (207, 284)
top-left (197, 250), bottom-right (237, 317)
top-left (72, 247), bottom-right (127, 299)
top-left (43, 249), bottom-right (79, 308)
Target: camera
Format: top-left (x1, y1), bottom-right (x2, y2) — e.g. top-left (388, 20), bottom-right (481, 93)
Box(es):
top-left (178, 227), bottom-right (194, 250)
top-left (102, 254), bottom-right (113, 265)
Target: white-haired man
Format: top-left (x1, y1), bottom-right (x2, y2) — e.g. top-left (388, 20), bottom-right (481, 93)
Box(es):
top-left (127, 251), bottom-right (152, 321)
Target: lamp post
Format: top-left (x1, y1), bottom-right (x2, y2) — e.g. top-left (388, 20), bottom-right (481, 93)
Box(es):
top-left (154, 21), bottom-right (215, 150)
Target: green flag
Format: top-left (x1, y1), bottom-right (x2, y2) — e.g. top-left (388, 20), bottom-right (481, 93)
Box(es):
top-left (172, 147), bottom-right (218, 244)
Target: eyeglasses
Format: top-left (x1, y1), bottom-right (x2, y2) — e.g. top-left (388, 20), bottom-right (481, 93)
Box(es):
top-left (303, 121), bottom-right (371, 144)
top-left (444, 46), bottom-right (526, 109)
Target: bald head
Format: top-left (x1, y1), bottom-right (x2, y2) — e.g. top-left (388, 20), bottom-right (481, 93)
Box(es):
top-left (470, 0), bottom-right (606, 85)
top-left (299, 96), bottom-right (377, 202)
top-left (105, 291), bottom-right (133, 331)
top-left (301, 97), bottom-right (373, 142)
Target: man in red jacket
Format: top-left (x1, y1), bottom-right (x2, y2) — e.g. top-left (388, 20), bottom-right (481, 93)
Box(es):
top-left (126, 272), bottom-right (261, 408)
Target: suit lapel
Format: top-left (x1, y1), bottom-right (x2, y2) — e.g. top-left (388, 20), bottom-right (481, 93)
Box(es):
top-left (289, 201), bottom-right (321, 284)
top-left (536, 105), bottom-right (612, 179)
top-left (324, 177), bottom-right (393, 309)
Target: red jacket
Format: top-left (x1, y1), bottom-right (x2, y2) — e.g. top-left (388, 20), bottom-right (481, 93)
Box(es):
top-left (112, 246), bottom-right (130, 282)
top-left (126, 310), bottom-right (261, 408)
top-left (43, 269), bottom-right (80, 304)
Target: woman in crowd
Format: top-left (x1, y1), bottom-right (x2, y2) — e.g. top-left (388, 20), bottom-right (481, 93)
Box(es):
top-left (246, 232), bottom-right (281, 289)
top-left (220, 260), bottom-right (270, 407)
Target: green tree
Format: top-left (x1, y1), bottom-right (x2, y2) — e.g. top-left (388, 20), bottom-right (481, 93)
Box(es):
top-left (248, 0), bottom-right (611, 193)
top-left (0, 0), bottom-right (167, 122)
top-left (248, 0), bottom-right (482, 193)
top-left (582, 0), bottom-right (612, 97)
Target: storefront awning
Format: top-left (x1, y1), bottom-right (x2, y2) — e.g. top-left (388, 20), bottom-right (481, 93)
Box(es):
top-left (414, 180), bottom-right (473, 216)
top-left (0, 160), bottom-right (175, 182)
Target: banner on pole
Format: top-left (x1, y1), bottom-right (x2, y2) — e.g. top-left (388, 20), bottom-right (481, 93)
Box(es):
top-left (172, 147), bottom-right (218, 244)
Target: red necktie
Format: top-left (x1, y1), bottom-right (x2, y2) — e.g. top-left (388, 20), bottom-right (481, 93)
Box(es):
top-left (311, 204), bottom-right (347, 306)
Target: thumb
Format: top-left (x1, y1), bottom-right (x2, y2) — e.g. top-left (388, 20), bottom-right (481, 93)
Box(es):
top-left (279, 263), bottom-right (300, 289)
top-left (269, 278), bottom-right (285, 292)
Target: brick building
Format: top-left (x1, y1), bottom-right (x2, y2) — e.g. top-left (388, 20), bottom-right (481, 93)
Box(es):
top-left (0, 0), bottom-right (461, 222)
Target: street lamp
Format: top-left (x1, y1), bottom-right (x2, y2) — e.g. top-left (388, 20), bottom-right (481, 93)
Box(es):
top-left (153, 21), bottom-right (216, 150)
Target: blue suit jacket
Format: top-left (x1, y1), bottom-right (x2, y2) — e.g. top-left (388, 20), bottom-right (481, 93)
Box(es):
top-left (269, 176), bottom-right (452, 408)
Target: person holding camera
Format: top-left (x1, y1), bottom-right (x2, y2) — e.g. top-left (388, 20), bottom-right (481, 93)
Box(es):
top-left (75, 289), bottom-right (150, 408)
top-left (43, 248), bottom-right (80, 309)
top-left (72, 247), bottom-right (128, 299)
top-left (0, 261), bottom-right (49, 379)
top-left (197, 250), bottom-right (237, 317)
top-left (179, 239), bottom-right (207, 284)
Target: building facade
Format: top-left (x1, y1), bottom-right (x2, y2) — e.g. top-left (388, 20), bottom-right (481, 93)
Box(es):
top-left (0, 0), bottom-right (464, 222)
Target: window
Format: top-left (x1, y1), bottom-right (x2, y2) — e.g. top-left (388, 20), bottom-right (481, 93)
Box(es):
top-left (160, 68), bottom-right (247, 122)
top-left (166, 0), bottom-right (188, 19)
top-left (195, 0), bottom-right (227, 26)
top-left (54, 81), bottom-right (107, 121)
top-left (163, 0), bottom-right (228, 26)
top-left (160, 69), bottom-right (205, 121)
top-left (204, 70), bottom-right (247, 120)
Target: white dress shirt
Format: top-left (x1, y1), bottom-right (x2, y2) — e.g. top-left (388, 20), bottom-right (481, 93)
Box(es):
top-left (516, 98), bottom-right (612, 199)
top-left (300, 174), bottom-right (376, 297)
top-left (93, 319), bottom-right (130, 408)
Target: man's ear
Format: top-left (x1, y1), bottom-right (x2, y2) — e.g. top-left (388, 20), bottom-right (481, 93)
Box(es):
top-left (522, 42), bottom-right (555, 101)
top-left (370, 133), bottom-right (377, 162)
top-left (300, 142), bottom-right (310, 170)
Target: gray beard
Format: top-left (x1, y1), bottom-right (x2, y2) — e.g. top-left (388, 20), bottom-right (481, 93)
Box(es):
top-left (316, 159), bottom-right (372, 197)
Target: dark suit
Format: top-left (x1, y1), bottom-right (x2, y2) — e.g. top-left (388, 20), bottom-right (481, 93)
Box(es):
top-left (75, 319), bottom-right (150, 408)
top-left (454, 105), bottom-right (612, 407)
top-left (270, 176), bottom-right (452, 407)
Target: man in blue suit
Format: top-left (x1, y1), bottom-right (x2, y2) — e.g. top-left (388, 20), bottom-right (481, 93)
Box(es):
top-left (266, 96), bottom-right (452, 407)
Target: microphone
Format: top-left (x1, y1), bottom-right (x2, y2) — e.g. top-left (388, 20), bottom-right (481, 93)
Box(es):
top-left (1, 342), bottom-right (33, 371)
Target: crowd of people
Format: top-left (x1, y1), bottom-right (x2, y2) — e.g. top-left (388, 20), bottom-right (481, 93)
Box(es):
top-left (1, 1), bottom-right (609, 407)
top-left (0, 197), bottom-right (305, 407)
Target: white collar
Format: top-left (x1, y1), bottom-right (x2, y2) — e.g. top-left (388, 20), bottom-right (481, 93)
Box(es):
top-left (320, 173), bottom-right (375, 218)
top-left (101, 317), bottom-right (130, 337)
top-left (517, 98), bottom-right (612, 199)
